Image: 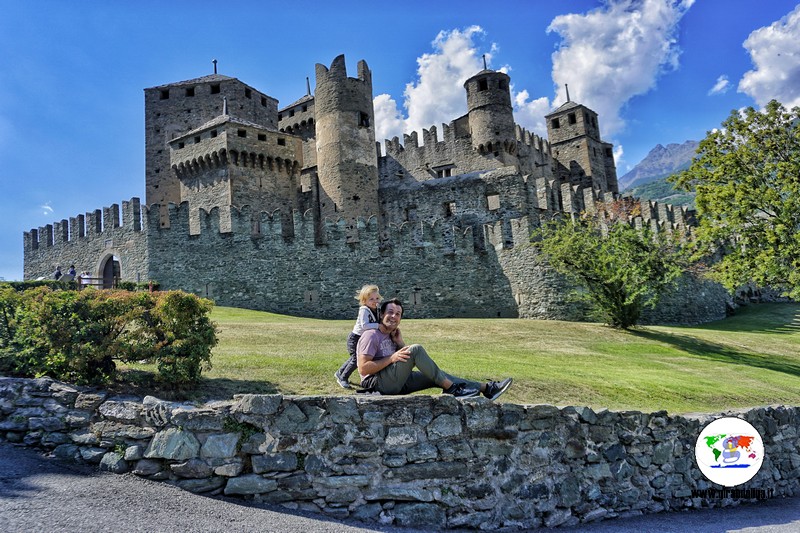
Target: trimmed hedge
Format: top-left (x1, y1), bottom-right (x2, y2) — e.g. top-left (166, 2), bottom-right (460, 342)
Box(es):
top-left (0, 285), bottom-right (216, 386)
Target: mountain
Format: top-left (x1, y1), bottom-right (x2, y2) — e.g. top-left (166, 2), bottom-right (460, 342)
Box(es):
top-left (619, 141), bottom-right (699, 191)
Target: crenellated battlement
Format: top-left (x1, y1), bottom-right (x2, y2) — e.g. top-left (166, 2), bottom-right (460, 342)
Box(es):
top-left (24, 198), bottom-right (143, 252)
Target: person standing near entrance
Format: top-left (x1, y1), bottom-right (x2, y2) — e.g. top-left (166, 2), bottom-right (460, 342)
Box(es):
top-left (357, 298), bottom-right (513, 400)
top-left (53, 266), bottom-right (62, 280)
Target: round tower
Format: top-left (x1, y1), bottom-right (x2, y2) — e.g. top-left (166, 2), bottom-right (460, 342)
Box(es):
top-left (464, 69), bottom-right (518, 166)
top-left (314, 55), bottom-right (379, 222)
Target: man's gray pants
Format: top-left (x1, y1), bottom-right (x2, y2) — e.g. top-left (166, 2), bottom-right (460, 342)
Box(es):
top-left (371, 344), bottom-right (480, 394)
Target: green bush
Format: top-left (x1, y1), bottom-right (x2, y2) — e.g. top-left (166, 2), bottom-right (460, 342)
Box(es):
top-left (0, 286), bottom-right (216, 386)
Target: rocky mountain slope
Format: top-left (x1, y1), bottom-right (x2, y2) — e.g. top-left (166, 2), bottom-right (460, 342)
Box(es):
top-left (619, 141), bottom-right (699, 191)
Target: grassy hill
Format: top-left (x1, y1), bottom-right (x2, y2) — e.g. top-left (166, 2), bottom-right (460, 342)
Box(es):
top-left (627, 175), bottom-right (696, 208)
top-left (120, 303), bottom-right (800, 415)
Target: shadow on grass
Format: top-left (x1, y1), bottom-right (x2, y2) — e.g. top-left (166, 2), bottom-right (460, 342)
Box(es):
top-left (113, 370), bottom-right (279, 402)
top-left (630, 328), bottom-right (800, 379)
top-left (683, 303), bottom-right (800, 335)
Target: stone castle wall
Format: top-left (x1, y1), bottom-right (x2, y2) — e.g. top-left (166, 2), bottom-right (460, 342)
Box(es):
top-left (23, 198), bottom-right (149, 284)
top-left (1, 377), bottom-right (796, 530)
top-left (22, 193), bottom-right (729, 325)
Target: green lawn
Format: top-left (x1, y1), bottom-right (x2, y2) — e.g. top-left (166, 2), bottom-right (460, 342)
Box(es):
top-left (121, 303), bottom-right (800, 414)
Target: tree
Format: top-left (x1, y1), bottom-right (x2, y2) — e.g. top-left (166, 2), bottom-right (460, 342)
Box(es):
top-left (672, 100), bottom-right (800, 298)
top-left (532, 202), bottom-right (684, 329)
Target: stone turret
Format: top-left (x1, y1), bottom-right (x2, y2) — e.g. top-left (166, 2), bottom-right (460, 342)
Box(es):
top-left (313, 55), bottom-right (379, 225)
top-left (545, 100), bottom-right (618, 193)
top-left (464, 69), bottom-right (518, 168)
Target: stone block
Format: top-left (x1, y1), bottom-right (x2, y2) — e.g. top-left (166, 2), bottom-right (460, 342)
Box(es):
top-left (252, 452), bottom-right (298, 473)
top-left (144, 428), bottom-right (201, 460)
top-left (171, 458), bottom-right (213, 478)
top-left (175, 477), bottom-right (226, 493)
top-left (201, 432), bottom-right (239, 458)
top-left (100, 452), bottom-right (128, 474)
top-left (428, 414), bottom-right (462, 440)
top-left (393, 503), bottom-right (446, 529)
top-left (99, 400), bottom-right (142, 422)
top-left (224, 474), bottom-right (278, 495)
top-left (132, 459), bottom-right (163, 476)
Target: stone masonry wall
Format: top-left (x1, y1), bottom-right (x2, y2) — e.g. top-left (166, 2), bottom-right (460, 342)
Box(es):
top-left (1, 377), bottom-right (797, 530)
top-left (144, 199), bottom-right (728, 324)
top-left (23, 198), bottom-right (149, 284)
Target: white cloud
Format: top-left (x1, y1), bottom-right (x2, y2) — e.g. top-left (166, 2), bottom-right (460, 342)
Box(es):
top-left (613, 143), bottom-right (625, 171)
top-left (738, 4), bottom-right (800, 108)
top-left (40, 202), bottom-right (53, 216)
top-left (373, 26), bottom-right (492, 146)
top-left (708, 75), bottom-right (730, 95)
top-left (512, 89), bottom-right (551, 137)
top-left (547, 0), bottom-right (695, 136)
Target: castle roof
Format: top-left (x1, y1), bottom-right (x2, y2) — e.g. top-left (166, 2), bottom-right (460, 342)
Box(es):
top-left (170, 114), bottom-right (279, 143)
top-left (545, 100), bottom-right (590, 118)
top-left (147, 74), bottom-right (236, 90)
top-left (279, 94), bottom-right (314, 113)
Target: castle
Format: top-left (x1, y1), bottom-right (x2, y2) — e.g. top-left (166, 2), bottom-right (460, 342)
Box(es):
top-left (23, 55), bottom-right (729, 324)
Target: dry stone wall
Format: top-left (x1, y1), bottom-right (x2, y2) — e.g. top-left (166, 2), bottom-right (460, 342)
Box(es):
top-left (1, 376), bottom-right (797, 530)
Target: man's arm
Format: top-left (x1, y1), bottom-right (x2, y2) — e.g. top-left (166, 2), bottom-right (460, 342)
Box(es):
top-left (357, 346), bottom-right (412, 376)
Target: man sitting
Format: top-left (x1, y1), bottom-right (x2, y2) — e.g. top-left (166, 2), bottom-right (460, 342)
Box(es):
top-left (357, 298), bottom-right (512, 400)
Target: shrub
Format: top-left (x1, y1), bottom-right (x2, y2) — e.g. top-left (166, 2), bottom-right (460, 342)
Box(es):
top-left (0, 287), bottom-right (216, 386)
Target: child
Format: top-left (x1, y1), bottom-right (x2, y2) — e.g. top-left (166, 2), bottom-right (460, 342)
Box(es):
top-left (334, 285), bottom-right (381, 389)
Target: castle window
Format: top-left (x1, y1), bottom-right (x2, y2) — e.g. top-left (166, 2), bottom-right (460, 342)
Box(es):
top-left (498, 79), bottom-right (508, 90)
top-left (185, 87), bottom-right (195, 97)
top-left (551, 118), bottom-right (560, 129)
top-left (359, 112), bottom-right (370, 128)
top-left (487, 194), bottom-right (500, 211)
top-left (404, 206), bottom-right (418, 222)
top-left (277, 138), bottom-right (286, 146)
top-left (238, 129), bottom-right (247, 138)
top-left (245, 88), bottom-right (252, 99)
top-left (568, 113), bottom-right (576, 125)
top-left (194, 136), bottom-right (201, 144)
top-left (278, 113), bottom-right (283, 121)
top-left (444, 202), bottom-right (456, 217)
top-left (605, 147), bottom-right (613, 157)
top-left (210, 83), bottom-right (220, 94)
top-left (433, 165), bottom-right (454, 178)
top-left (302, 105), bottom-right (307, 112)
top-left (210, 129), bottom-right (217, 138)
top-left (177, 142), bottom-right (184, 149)
top-left (261, 96), bottom-right (267, 107)
top-left (478, 78), bottom-right (488, 91)
top-left (289, 110), bottom-right (295, 117)
top-left (258, 133), bottom-right (267, 142)
top-left (160, 89), bottom-right (169, 100)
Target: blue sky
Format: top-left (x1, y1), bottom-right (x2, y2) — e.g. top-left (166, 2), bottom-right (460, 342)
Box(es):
top-left (1, 0), bottom-right (799, 281)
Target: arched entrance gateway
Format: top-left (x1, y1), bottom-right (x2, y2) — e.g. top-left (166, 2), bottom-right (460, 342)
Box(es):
top-left (100, 255), bottom-right (121, 289)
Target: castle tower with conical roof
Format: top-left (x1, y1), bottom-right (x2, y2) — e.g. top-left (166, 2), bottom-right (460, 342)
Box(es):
top-left (464, 69), bottom-right (518, 168)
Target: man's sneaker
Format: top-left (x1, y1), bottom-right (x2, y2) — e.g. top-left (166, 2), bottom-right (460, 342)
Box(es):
top-left (483, 378), bottom-right (513, 401)
top-left (334, 372), bottom-right (351, 389)
top-left (443, 382), bottom-right (480, 398)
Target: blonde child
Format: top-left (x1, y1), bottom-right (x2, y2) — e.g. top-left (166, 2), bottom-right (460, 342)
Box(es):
top-left (334, 285), bottom-right (381, 389)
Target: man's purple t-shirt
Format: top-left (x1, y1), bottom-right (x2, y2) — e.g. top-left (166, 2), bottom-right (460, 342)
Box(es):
top-left (357, 328), bottom-right (397, 380)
